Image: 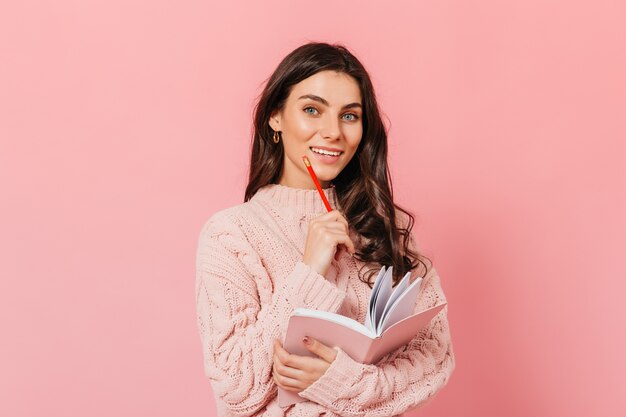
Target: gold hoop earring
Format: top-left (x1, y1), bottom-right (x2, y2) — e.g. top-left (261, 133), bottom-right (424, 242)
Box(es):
top-left (273, 131), bottom-right (281, 143)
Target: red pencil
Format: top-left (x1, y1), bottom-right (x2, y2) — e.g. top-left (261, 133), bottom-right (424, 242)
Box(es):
top-left (302, 155), bottom-right (332, 212)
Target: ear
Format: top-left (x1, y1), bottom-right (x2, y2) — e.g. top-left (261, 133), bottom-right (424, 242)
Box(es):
top-left (268, 110), bottom-right (282, 131)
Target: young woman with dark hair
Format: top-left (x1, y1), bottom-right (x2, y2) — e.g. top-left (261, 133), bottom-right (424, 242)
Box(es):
top-left (196, 42), bottom-right (455, 417)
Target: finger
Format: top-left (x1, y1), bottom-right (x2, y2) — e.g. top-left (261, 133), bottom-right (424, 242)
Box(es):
top-left (274, 339), bottom-right (296, 361)
top-left (339, 233), bottom-right (357, 255)
top-left (324, 221), bottom-right (349, 235)
top-left (274, 339), bottom-right (302, 369)
top-left (317, 209), bottom-right (350, 230)
top-left (302, 336), bottom-right (338, 363)
top-left (273, 363), bottom-right (302, 391)
top-left (326, 230), bottom-right (356, 255)
top-left (312, 212), bottom-right (352, 246)
top-left (334, 245), bottom-right (344, 261)
top-left (274, 354), bottom-right (306, 381)
top-left (275, 337), bottom-right (289, 353)
top-left (330, 210), bottom-right (350, 230)
top-left (275, 341), bottom-right (320, 372)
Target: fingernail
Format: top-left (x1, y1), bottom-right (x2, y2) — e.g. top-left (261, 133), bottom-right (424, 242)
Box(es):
top-left (302, 336), bottom-right (310, 345)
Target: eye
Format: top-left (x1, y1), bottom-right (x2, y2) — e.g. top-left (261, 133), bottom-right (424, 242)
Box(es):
top-left (343, 113), bottom-right (360, 121)
top-left (303, 106), bottom-right (319, 115)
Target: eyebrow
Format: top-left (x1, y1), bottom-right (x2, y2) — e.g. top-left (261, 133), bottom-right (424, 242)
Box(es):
top-left (298, 94), bottom-right (362, 110)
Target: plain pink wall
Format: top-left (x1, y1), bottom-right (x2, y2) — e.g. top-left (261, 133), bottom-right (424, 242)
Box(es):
top-left (1, 1), bottom-right (624, 416)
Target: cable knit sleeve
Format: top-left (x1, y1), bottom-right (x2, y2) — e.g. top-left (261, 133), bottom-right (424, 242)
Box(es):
top-left (297, 267), bottom-right (455, 416)
top-left (297, 212), bottom-right (455, 416)
top-left (195, 210), bottom-right (347, 417)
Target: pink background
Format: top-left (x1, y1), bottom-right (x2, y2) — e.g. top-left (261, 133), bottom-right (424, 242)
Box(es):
top-left (1, 1), bottom-right (624, 416)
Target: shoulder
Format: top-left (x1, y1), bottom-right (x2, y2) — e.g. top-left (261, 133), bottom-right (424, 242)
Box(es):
top-left (197, 197), bottom-right (274, 249)
top-left (195, 203), bottom-right (261, 271)
top-left (198, 201), bottom-right (255, 240)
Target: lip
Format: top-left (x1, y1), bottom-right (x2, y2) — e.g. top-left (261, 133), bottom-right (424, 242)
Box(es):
top-left (309, 147), bottom-right (342, 165)
top-left (309, 146), bottom-right (344, 153)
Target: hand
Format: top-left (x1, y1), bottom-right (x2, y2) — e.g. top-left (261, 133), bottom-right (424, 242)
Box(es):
top-left (302, 209), bottom-right (356, 276)
top-left (272, 337), bottom-right (338, 394)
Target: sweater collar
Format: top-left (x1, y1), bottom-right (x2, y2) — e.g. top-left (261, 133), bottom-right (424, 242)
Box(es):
top-left (251, 183), bottom-right (340, 214)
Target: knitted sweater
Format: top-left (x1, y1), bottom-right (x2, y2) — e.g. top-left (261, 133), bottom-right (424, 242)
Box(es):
top-left (195, 183), bottom-right (455, 417)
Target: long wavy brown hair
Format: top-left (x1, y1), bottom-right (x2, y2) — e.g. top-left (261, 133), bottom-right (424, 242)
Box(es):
top-left (244, 41), bottom-right (432, 288)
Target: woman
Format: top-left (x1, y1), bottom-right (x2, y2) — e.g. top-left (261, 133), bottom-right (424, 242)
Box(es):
top-left (195, 42), bottom-right (455, 417)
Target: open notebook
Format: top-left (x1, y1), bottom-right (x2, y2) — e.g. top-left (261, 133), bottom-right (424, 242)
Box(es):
top-left (278, 265), bottom-right (447, 407)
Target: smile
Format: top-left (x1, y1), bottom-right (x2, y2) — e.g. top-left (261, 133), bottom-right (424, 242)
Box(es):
top-left (309, 147), bottom-right (343, 156)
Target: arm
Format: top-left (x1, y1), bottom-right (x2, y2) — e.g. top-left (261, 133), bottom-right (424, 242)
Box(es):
top-left (297, 267), bottom-right (455, 416)
top-left (195, 212), bottom-right (347, 417)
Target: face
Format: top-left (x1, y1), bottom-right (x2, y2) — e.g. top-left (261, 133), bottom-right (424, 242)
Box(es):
top-left (269, 70), bottom-right (363, 189)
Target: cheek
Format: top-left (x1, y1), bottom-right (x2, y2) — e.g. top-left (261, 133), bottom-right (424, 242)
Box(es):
top-left (346, 126), bottom-right (363, 147)
top-left (288, 112), bottom-right (318, 136)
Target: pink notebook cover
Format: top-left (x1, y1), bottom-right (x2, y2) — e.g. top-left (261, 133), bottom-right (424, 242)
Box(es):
top-left (277, 302), bottom-right (447, 407)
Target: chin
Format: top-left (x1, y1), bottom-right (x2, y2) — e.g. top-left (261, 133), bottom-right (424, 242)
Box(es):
top-left (315, 166), bottom-right (340, 177)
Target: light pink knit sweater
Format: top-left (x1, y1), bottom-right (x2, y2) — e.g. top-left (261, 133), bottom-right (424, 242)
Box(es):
top-left (195, 183), bottom-right (455, 417)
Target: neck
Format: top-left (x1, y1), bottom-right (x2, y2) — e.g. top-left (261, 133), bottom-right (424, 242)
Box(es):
top-left (251, 183), bottom-right (340, 214)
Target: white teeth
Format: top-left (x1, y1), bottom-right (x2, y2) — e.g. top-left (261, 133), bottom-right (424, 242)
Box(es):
top-left (311, 147), bottom-right (342, 156)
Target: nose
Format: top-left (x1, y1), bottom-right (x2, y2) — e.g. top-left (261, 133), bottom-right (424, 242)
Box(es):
top-left (320, 114), bottom-right (341, 140)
